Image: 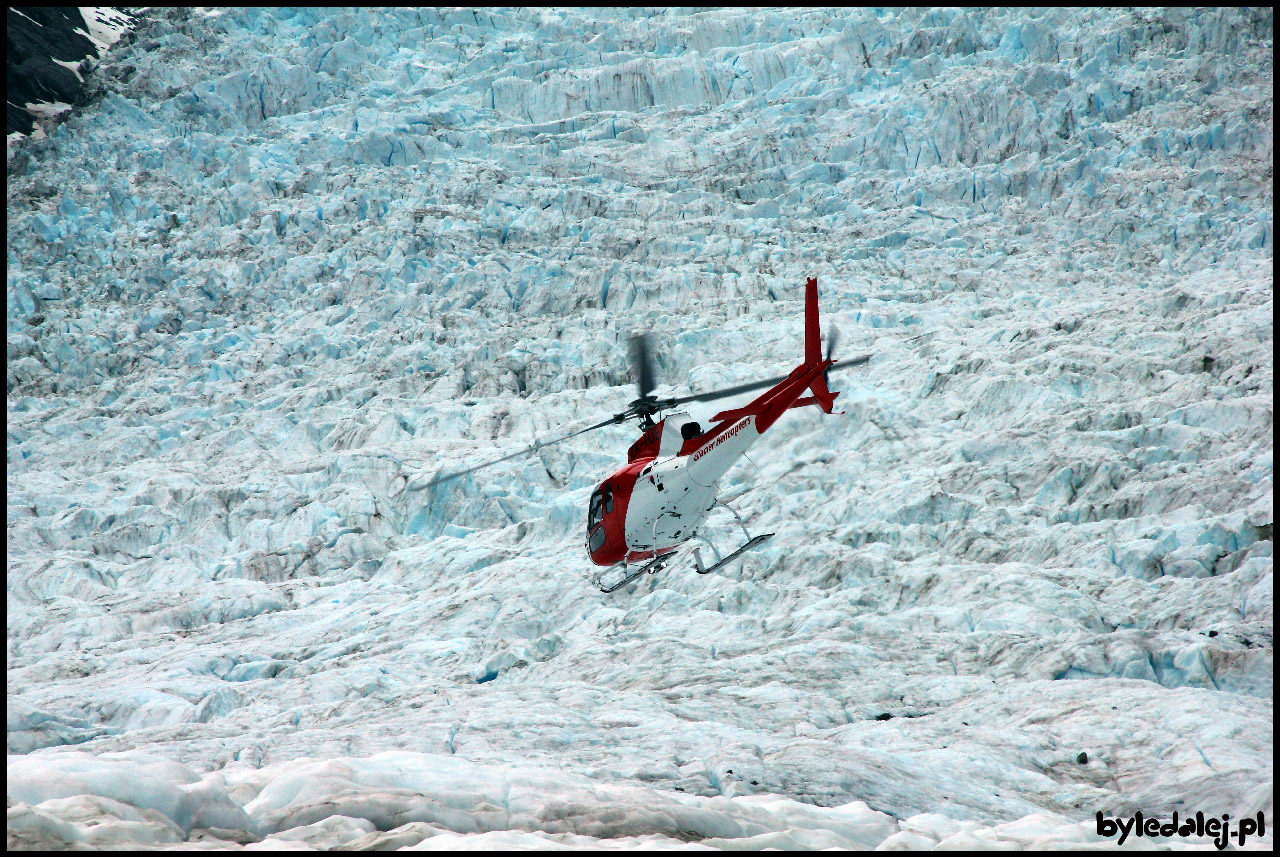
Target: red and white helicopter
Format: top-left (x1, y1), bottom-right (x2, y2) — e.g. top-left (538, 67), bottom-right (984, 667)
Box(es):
top-left (428, 277), bottom-right (868, 592)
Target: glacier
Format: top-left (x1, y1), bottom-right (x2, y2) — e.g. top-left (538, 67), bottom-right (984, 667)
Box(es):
top-left (6, 6), bottom-right (1273, 850)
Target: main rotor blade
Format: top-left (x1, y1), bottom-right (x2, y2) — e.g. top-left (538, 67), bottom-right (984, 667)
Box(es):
top-left (828, 354), bottom-right (870, 371)
top-left (629, 333), bottom-right (656, 400)
top-left (660, 354), bottom-right (873, 409)
top-left (661, 373), bottom-right (789, 408)
top-left (420, 415), bottom-right (621, 488)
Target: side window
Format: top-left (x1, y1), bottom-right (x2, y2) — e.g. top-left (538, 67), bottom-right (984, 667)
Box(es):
top-left (589, 524), bottom-right (607, 553)
top-left (588, 490), bottom-right (603, 530)
top-left (603, 483), bottom-right (614, 514)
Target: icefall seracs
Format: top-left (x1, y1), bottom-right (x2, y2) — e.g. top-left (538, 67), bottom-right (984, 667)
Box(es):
top-left (6, 6), bottom-right (1272, 851)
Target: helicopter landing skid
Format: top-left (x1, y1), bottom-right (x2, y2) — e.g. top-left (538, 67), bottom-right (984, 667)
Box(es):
top-left (595, 555), bottom-right (670, 593)
top-left (692, 533), bottom-right (774, 576)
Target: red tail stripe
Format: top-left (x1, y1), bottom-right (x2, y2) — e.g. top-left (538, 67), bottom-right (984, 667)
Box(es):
top-left (805, 277), bottom-right (821, 366)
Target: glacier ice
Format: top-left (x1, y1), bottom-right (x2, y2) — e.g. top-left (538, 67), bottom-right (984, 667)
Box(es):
top-left (6, 6), bottom-right (1273, 851)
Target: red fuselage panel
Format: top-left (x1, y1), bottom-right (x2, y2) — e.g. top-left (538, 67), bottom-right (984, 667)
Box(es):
top-left (626, 420), bottom-right (664, 462)
top-left (586, 459), bottom-right (646, 566)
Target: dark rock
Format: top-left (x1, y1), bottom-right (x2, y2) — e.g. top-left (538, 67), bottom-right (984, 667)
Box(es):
top-left (6, 8), bottom-right (99, 135)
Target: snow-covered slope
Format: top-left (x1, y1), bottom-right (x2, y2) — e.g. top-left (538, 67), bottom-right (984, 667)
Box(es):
top-left (7, 7), bottom-right (1272, 850)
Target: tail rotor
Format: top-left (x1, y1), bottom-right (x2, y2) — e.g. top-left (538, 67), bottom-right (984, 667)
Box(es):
top-left (825, 322), bottom-right (839, 387)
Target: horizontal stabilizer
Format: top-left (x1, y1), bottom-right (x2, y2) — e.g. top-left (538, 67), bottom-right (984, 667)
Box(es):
top-left (807, 370), bottom-right (838, 413)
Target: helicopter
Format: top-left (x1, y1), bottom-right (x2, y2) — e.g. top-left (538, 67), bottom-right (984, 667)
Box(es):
top-left (425, 277), bottom-right (869, 592)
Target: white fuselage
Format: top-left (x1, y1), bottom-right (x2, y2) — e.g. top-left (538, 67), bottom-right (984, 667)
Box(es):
top-left (624, 414), bottom-right (761, 550)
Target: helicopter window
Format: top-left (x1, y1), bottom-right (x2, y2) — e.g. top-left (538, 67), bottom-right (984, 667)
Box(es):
top-left (603, 483), bottom-right (614, 514)
top-left (588, 490), bottom-right (603, 530)
top-left (589, 524), bottom-right (607, 553)
top-left (681, 421), bottom-right (702, 441)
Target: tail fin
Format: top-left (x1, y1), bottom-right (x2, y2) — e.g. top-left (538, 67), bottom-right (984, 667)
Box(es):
top-left (805, 277), bottom-right (821, 366)
top-left (804, 277), bottom-right (839, 413)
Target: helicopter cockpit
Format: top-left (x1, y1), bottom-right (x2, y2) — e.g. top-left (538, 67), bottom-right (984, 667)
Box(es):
top-left (587, 481), bottom-right (614, 554)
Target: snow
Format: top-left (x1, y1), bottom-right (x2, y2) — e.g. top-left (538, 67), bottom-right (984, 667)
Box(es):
top-left (6, 6), bottom-right (1273, 851)
top-left (77, 8), bottom-right (136, 55)
top-left (51, 60), bottom-right (85, 83)
top-left (11, 9), bottom-right (43, 28)
top-left (22, 101), bottom-right (75, 120)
